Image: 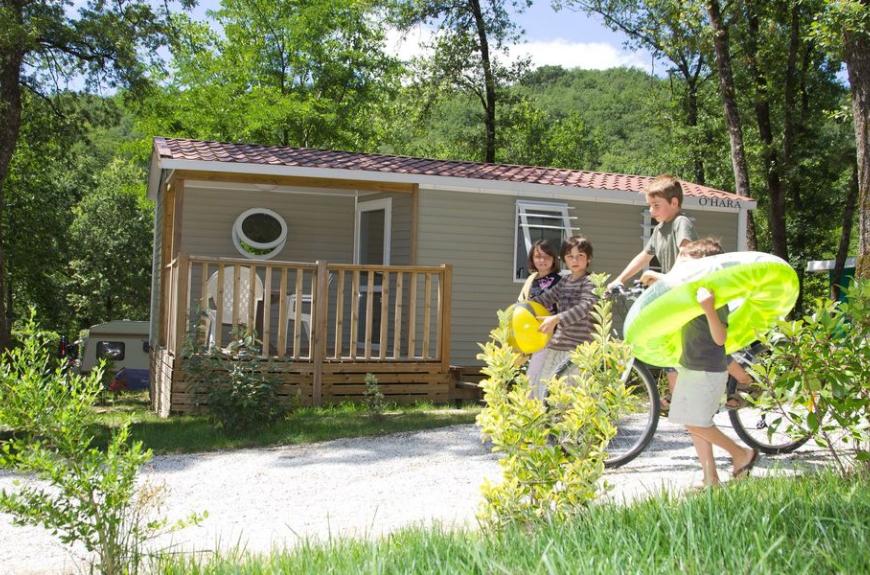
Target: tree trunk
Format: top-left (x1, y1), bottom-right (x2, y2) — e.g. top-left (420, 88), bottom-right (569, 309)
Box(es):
top-left (744, 1), bottom-right (788, 260)
top-left (782, 2), bottom-right (802, 212)
top-left (0, 41), bottom-right (25, 349)
top-left (469, 0), bottom-right (496, 163)
top-left (706, 0), bottom-right (756, 250)
top-left (843, 15), bottom-right (870, 279)
top-left (685, 77), bottom-right (706, 184)
top-left (833, 166), bottom-right (859, 300)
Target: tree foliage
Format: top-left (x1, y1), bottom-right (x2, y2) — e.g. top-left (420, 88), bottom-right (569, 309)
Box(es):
top-left (66, 159), bottom-right (153, 327)
top-left (134, 0), bottom-right (401, 151)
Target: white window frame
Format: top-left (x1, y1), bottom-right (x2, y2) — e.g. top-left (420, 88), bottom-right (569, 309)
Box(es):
top-left (232, 207), bottom-right (288, 260)
top-left (354, 197), bottom-right (392, 265)
top-left (513, 200), bottom-right (575, 282)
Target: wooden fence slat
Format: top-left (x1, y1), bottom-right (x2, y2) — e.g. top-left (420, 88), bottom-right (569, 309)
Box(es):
top-left (312, 260), bottom-right (329, 406)
top-left (262, 266), bottom-right (272, 358)
top-left (349, 270), bottom-right (360, 360)
top-left (248, 264), bottom-right (257, 333)
top-left (440, 264), bottom-right (453, 370)
top-left (215, 264), bottom-right (225, 348)
top-left (407, 272), bottom-right (418, 358)
top-left (364, 271), bottom-right (375, 359)
top-left (277, 268), bottom-right (288, 358)
top-left (334, 269), bottom-right (345, 358)
top-left (393, 272), bottom-right (404, 358)
top-left (232, 265), bottom-right (241, 330)
top-left (199, 262), bottom-right (209, 347)
top-left (379, 271), bottom-right (390, 360)
top-left (423, 273), bottom-right (432, 359)
top-left (293, 269), bottom-right (303, 359)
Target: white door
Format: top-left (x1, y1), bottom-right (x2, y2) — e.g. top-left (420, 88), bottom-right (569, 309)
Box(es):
top-left (354, 199), bottom-right (391, 350)
top-left (355, 198), bottom-right (391, 265)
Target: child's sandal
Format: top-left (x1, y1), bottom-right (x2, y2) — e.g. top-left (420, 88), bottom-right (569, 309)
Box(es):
top-left (725, 394), bottom-right (746, 410)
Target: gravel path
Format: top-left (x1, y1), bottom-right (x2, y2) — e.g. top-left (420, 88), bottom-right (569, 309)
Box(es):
top-left (1, 417), bottom-right (830, 574)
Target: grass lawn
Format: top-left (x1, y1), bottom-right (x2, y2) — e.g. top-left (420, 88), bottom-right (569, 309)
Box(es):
top-left (158, 471), bottom-right (870, 574)
top-left (92, 392), bottom-right (480, 454)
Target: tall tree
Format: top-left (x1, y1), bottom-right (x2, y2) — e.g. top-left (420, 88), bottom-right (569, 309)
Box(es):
top-left (706, 0), bottom-right (756, 249)
top-left (741, 0), bottom-right (788, 259)
top-left (394, 0), bottom-right (530, 163)
top-left (0, 0), bottom-right (192, 347)
top-left (66, 159), bottom-right (153, 327)
top-left (558, 0), bottom-right (712, 184)
top-left (136, 0), bottom-right (400, 151)
top-left (812, 0), bottom-right (869, 278)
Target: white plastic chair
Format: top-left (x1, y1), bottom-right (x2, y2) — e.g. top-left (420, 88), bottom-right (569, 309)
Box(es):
top-left (206, 266), bottom-right (264, 348)
top-left (287, 272), bottom-right (334, 339)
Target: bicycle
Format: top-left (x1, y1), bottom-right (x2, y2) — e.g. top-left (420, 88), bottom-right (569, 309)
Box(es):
top-left (550, 282), bottom-right (661, 468)
top-left (721, 341), bottom-right (810, 454)
top-left (564, 282), bottom-right (808, 468)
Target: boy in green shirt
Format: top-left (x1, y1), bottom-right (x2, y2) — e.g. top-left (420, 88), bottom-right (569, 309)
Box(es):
top-left (607, 174), bottom-right (697, 290)
top-left (607, 175), bottom-right (698, 406)
top-left (607, 175), bottom-right (752, 410)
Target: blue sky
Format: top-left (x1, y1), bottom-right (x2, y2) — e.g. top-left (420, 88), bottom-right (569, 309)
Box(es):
top-left (189, 0), bottom-right (653, 72)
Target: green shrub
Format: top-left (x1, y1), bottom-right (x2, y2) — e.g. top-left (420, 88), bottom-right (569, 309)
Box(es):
top-left (364, 372), bottom-right (385, 418)
top-left (187, 333), bottom-right (285, 436)
top-left (750, 279), bottom-right (870, 474)
top-left (0, 312), bottom-right (194, 574)
top-left (476, 273), bottom-right (633, 527)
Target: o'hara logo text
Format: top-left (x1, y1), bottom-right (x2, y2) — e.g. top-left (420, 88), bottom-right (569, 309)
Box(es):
top-left (698, 197), bottom-right (742, 209)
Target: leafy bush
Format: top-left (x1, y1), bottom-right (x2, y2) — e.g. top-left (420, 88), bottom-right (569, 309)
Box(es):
top-left (187, 333), bottom-right (285, 435)
top-left (476, 273), bottom-right (633, 526)
top-left (364, 372), bottom-right (385, 418)
top-left (0, 313), bottom-right (191, 574)
top-left (750, 279), bottom-right (870, 474)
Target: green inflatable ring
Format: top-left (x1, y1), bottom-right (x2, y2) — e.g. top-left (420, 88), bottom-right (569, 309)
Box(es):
top-left (623, 251), bottom-right (799, 366)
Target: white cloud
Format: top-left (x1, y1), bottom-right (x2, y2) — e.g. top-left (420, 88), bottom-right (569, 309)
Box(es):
top-left (384, 26), bottom-right (435, 63)
top-left (512, 39), bottom-right (651, 71)
top-left (385, 27), bottom-right (650, 72)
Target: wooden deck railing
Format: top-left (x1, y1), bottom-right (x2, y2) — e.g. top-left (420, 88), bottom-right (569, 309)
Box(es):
top-left (160, 254), bottom-right (453, 369)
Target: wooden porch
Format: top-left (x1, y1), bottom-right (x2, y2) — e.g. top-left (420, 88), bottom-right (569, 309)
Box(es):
top-left (151, 254), bottom-right (454, 415)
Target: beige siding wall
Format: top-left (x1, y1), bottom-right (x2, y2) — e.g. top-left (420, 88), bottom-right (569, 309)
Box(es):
top-left (179, 186), bottom-right (356, 261)
top-left (416, 189), bottom-right (740, 365)
top-left (148, 189), bottom-right (165, 346)
top-left (684, 209), bottom-right (738, 251)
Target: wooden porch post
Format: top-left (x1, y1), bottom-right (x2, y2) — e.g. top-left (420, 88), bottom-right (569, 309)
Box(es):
top-left (312, 260), bottom-right (329, 405)
top-left (440, 264), bottom-right (453, 372)
top-left (174, 253), bottom-right (190, 359)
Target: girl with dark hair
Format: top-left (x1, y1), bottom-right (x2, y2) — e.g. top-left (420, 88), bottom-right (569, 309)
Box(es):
top-left (517, 239), bottom-right (562, 312)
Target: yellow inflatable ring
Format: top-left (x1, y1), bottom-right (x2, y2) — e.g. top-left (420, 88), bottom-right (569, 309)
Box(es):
top-left (623, 252), bottom-right (799, 366)
top-left (507, 301), bottom-right (552, 354)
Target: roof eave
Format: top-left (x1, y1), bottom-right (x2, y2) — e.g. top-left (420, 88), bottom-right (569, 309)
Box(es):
top-left (154, 157), bottom-right (757, 211)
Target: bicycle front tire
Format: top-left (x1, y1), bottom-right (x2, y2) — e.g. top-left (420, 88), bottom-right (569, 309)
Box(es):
top-left (605, 362), bottom-right (660, 468)
top-left (728, 404), bottom-right (810, 454)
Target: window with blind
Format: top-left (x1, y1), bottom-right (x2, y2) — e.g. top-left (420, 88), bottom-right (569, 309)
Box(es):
top-left (514, 201), bottom-right (576, 281)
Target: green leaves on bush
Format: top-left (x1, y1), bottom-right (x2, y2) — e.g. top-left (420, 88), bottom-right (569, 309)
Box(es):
top-left (476, 273), bottom-right (634, 526)
top-left (750, 280), bottom-right (870, 474)
top-left (364, 373), bottom-right (386, 418)
top-left (187, 333), bottom-right (286, 435)
top-left (0, 312), bottom-right (187, 574)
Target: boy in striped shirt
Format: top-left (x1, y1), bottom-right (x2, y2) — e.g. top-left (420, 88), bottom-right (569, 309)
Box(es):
top-left (527, 236), bottom-right (598, 397)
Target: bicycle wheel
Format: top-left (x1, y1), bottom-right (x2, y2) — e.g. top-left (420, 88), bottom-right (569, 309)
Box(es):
top-left (605, 362), bottom-right (660, 468)
top-left (728, 395), bottom-right (810, 454)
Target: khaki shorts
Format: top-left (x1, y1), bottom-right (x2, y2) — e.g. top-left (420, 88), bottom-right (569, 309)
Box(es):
top-left (668, 368), bottom-right (728, 427)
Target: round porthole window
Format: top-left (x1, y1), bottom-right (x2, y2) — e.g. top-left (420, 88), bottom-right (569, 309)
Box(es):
top-left (232, 208), bottom-right (287, 260)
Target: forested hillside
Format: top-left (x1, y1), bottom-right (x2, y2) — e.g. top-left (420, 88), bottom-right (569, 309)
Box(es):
top-left (0, 0), bottom-right (864, 340)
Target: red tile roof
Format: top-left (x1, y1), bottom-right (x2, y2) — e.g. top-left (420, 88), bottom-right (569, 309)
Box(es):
top-left (154, 137), bottom-right (748, 203)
